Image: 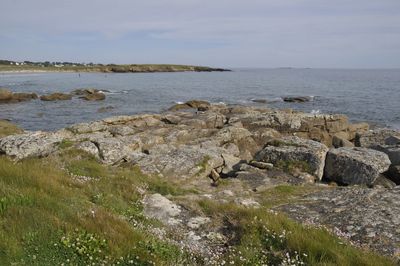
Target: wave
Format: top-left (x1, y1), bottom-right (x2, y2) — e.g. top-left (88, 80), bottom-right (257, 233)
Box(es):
top-left (102, 90), bottom-right (129, 95)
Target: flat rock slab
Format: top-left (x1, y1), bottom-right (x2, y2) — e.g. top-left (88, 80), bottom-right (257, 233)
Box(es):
top-left (277, 187), bottom-right (400, 258)
top-left (324, 147), bottom-right (391, 185)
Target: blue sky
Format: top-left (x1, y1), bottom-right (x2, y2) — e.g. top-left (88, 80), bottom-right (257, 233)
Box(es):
top-left (1, 0), bottom-right (400, 68)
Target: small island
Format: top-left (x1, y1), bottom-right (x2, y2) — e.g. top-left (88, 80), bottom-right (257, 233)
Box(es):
top-left (0, 60), bottom-right (230, 73)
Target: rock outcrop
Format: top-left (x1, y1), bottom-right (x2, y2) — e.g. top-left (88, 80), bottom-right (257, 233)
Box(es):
top-left (255, 137), bottom-right (328, 180)
top-left (324, 147), bottom-right (391, 185)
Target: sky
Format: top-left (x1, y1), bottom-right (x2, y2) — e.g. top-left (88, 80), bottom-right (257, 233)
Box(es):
top-left (1, 0), bottom-right (400, 68)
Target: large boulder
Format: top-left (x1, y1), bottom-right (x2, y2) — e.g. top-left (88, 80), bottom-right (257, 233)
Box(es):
top-left (324, 147), bottom-right (391, 185)
top-left (0, 132), bottom-right (64, 159)
top-left (255, 136), bottom-right (329, 180)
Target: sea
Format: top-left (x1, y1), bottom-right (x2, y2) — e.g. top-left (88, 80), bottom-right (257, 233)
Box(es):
top-left (0, 68), bottom-right (399, 131)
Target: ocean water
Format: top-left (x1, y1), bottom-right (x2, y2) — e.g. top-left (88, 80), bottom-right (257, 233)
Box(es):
top-left (0, 68), bottom-right (399, 131)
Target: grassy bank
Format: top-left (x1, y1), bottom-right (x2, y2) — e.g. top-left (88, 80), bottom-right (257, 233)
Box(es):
top-left (0, 64), bottom-right (229, 73)
top-left (0, 127), bottom-right (395, 265)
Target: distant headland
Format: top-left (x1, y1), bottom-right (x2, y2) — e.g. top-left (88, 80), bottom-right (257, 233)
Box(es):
top-left (0, 59), bottom-right (231, 73)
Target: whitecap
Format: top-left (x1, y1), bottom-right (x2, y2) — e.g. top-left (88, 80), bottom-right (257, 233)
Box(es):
top-left (311, 109), bottom-right (320, 114)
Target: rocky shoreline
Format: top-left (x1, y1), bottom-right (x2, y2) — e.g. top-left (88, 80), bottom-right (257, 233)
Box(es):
top-left (1, 101), bottom-right (399, 260)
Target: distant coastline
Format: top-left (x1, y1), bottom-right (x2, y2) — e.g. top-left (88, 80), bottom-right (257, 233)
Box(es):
top-left (0, 61), bottom-right (230, 73)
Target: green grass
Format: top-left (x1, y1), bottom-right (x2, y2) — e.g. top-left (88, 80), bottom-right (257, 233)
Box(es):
top-left (0, 120), bottom-right (23, 138)
top-left (276, 159), bottom-right (313, 175)
top-left (259, 184), bottom-right (320, 208)
top-left (0, 150), bottom-right (195, 265)
top-left (197, 200), bottom-right (395, 266)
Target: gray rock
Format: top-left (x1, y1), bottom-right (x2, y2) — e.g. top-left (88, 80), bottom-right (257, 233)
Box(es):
top-left (324, 147), bottom-right (391, 185)
top-left (373, 175), bottom-right (397, 189)
top-left (68, 121), bottom-right (108, 134)
top-left (387, 165), bottom-right (400, 185)
top-left (255, 137), bottom-right (329, 180)
top-left (385, 135), bottom-right (400, 145)
top-left (108, 126), bottom-right (135, 136)
top-left (373, 145), bottom-right (400, 165)
top-left (221, 153), bottom-right (241, 175)
top-left (92, 138), bottom-right (134, 164)
top-left (356, 128), bottom-right (400, 148)
top-left (0, 132), bottom-right (63, 159)
top-left (214, 126), bottom-right (252, 144)
top-left (133, 144), bottom-right (224, 179)
top-left (142, 194), bottom-right (181, 225)
top-left (75, 141), bottom-right (100, 158)
top-left (187, 217), bottom-right (211, 229)
top-left (277, 186), bottom-right (400, 257)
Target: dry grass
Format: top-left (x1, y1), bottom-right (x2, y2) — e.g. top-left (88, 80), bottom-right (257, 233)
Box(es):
top-left (0, 120), bottom-right (23, 138)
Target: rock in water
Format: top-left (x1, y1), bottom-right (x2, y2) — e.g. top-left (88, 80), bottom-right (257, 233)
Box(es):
top-left (168, 100), bottom-right (210, 111)
top-left (11, 92), bottom-right (38, 102)
top-left (0, 88), bottom-right (38, 103)
top-left (0, 88), bottom-right (13, 102)
top-left (283, 96), bottom-right (312, 103)
top-left (255, 136), bottom-right (328, 180)
top-left (324, 147), bottom-right (391, 185)
top-left (80, 92), bottom-right (106, 101)
top-left (40, 93), bottom-right (72, 101)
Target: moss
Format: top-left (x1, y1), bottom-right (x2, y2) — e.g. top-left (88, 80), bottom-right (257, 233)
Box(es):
top-left (57, 139), bottom-right (74, 149)
top-left (276, 160), bottom-right (312, 175)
